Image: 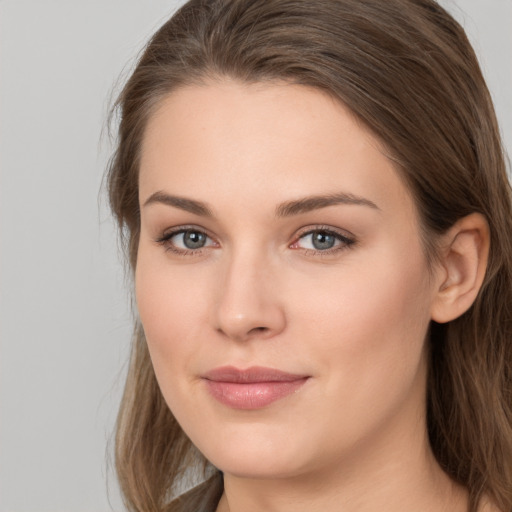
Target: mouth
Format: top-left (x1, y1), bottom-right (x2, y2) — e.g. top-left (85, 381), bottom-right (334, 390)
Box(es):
top-left (202, 366), bottom-right (310, 410)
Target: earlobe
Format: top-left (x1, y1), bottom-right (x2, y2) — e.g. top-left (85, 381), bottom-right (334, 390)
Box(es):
top-left (430, 213), bottom-right (490, 324)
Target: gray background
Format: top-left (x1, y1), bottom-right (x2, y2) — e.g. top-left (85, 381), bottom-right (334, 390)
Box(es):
top-left (0, 1), bottom-right (510, 511)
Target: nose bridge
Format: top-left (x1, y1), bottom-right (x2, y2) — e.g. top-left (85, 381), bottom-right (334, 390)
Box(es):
top-left (214, 243), bottom-right (285, 341)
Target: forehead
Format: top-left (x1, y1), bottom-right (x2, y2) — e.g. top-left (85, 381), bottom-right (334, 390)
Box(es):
top-left (139, 80), bottom-right (415, 219)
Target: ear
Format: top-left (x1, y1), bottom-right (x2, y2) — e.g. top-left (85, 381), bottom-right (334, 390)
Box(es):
top-left (431, 213), bottom-right (490, 324)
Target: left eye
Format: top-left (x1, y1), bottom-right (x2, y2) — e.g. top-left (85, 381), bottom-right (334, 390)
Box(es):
top-left (295, 230), bottom-right (352, 251)
top-left (167, 229), bottom-right (214, 250)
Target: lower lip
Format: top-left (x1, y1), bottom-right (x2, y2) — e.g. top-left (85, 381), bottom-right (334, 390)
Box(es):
top-left (204, 378), bottom-right (309, 410)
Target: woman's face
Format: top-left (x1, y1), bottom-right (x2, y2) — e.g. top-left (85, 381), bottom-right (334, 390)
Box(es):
top-left (136, 80), bottom-right (441, 479)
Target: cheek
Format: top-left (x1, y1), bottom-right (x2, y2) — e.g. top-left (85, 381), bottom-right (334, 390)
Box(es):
top-left (134, 249), bottom-right (210, 383)
top-left (289, 244), bottom-right (433, 395)
top-left (278, 250), bottom-right (433, 455)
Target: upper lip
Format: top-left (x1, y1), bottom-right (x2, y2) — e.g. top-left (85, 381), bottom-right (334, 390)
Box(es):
top-left (202, 366), bottom-right (309, 383)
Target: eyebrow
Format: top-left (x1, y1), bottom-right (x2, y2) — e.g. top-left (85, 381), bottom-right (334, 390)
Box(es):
top-left (275, 192), bottom-right (380, 217)
top-left (143, 191), bottom-right (214, 217)
top-left (142, 190), bottom-right (379, 218)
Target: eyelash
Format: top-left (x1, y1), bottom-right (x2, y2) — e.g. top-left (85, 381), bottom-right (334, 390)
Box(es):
top-left (292, 226), bottom-right (356, 256)
top-left (155, 225), bottom-right (356, 257)
top-left (155, 225), bottom-right (216, 256)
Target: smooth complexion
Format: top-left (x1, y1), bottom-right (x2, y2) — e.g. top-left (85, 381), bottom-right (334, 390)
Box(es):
top-left (136, 80), bottom-right (489, 512)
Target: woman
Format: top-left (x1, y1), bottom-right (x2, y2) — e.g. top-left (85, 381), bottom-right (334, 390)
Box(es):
top-left (106, 1), bottom-right (512, 511)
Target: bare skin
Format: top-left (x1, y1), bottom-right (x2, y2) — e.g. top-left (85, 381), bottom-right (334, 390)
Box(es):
top-left (136, 80), bottom-right (490, 512)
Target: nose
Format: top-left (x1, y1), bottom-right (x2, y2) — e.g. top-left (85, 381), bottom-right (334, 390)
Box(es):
top-left (214, 250), bottom-right (286, 342)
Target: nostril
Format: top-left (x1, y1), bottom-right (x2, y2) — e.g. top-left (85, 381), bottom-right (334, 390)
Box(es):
top-left (250, 326), bottom-right (268, 334)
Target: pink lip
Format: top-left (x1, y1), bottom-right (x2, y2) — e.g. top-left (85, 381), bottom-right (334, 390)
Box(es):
top-left (202, 366), bottom-right (309, 410)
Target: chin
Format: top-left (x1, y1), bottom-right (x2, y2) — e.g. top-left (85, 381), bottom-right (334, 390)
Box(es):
top-left (192, 423), bottom-right (312, 480)
top-left (211, 451), bottom-right (307, 480)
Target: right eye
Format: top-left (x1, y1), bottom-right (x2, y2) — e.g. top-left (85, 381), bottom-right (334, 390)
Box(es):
top-left (156, 228), bottom-right (216, 254)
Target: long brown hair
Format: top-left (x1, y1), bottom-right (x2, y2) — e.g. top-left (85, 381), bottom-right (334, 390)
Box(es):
top-left (106, 1), bottom-right (512, 511)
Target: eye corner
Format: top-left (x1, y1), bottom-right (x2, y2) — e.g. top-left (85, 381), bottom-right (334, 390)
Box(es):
top-left (290, 226), bottom-right (356, 256)
top-left (154, 225), bottom-right (219, 256)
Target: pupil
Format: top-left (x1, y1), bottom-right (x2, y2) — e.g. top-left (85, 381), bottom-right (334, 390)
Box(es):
top-left (312, 232), bottom-right (335, 250)
top-left (184, 231), bottom-right (206, 249)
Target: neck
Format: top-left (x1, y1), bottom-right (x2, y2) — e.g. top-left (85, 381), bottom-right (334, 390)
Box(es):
top-left (217, 434), bottom-right (466, 512)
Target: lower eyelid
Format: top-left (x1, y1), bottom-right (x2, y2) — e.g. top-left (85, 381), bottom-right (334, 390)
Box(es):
top-left (154, 227), bottom-right (219, 256)
top-left (301, 242), bottom-right (354, 256)
top-left (155, 226), bottom-right (355, 256)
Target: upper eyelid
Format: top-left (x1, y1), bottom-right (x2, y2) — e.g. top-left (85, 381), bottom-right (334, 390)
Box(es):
top-left (156, 225), bottom-right (215, 241)
top-left (155, 227), bottom-right (216, 255)
top-left (290, 226), bottom-right (357, 255)
top-left (294, 225), bottom-right (355, 241)
top-left (155, 224), bottom-right (355, 246)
